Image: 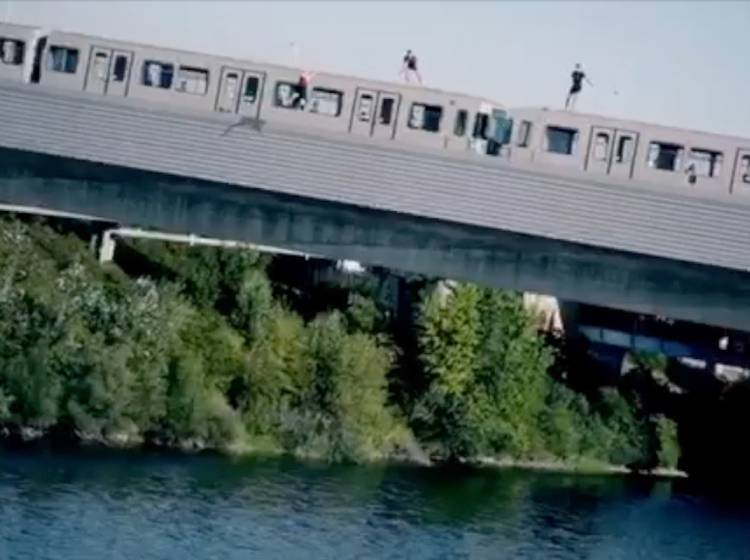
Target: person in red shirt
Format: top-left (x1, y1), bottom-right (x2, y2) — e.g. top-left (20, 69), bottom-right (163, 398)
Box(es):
top-left (292, 70), bottom-right (315, 109)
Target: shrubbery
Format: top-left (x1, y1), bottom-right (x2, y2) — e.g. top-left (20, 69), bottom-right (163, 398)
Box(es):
top-left (0, 217), bottom-right (680, 470)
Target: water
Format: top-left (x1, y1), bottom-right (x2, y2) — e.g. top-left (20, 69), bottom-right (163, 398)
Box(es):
top-left (1, 448), bottom-right (749, 559)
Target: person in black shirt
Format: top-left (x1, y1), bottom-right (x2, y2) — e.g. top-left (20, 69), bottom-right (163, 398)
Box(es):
top-left (400, 50), bottom-right (422, 84)
top-left (565, 63), bottom-right (592, 110)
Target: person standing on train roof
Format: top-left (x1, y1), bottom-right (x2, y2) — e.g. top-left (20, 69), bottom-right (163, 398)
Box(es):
top-left (400, 50), bottom-right (422, 84)
top-left (565, 63), bottom-right (593, 110)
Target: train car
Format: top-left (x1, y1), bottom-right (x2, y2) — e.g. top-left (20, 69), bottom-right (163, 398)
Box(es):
top-left (1, 20), bottom-right (748, 200)
top-left (28, 28), bottom-right (508, 155)
top-left (506, 108), bottom-right (750, 197)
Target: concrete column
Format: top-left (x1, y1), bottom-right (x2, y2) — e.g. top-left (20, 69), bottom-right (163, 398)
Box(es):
top-left (523, 292), bottom-right (563, 332)
top-left (434, 279), bottom-right (457, 306)
top-left (98, 230), bottom-right (116, 263)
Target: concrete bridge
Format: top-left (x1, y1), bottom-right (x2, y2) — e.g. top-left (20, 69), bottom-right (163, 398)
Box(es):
top-left (1, 80), bottom-right (750, 330)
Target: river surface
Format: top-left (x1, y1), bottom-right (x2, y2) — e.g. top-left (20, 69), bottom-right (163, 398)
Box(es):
top-left (1, 448), bottom-right (749, 559)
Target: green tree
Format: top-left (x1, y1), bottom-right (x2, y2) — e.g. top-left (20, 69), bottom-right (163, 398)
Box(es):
top-left (413, 283), bottom-right (482, 458)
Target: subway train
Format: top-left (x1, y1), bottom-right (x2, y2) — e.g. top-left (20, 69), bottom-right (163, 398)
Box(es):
top-left (1, 21), bottom-right (749, 198)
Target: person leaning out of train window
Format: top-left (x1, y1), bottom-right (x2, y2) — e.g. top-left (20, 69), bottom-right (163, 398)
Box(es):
top-left (292, 71), bottom-right (315, 109)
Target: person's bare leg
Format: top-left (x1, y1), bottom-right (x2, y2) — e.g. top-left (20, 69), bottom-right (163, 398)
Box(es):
top-left (569, 92), bottom-right (578, 110)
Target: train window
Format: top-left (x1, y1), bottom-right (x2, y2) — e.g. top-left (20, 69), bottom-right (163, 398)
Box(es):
top-left (742, 156), bottom-right (750, 184)
top-left (176, 66), bottom-right (208, 95)
top-left (494, 113), bottom-right (513, 145)
top-left (243, 76), bottom-right (259, 102)
top-left (453, 110), bottom-right (468, 137)
top-left (472, 113), bottom-right (489, 139)
top-left (0, 38), bottom-right (24, 65)
top-left (688, 148), bottom-right (723, 178)
top-left (615, 136), bottom-right (633, 162)
top-left (112, 55), bottom-right (128, 82)
top-left (142, 60), bottom-right (174, 89)
top-left (358, 94), bottom-right (374, 122)
top-left (517, 120), bottom-right (532, 147)
top-left (379, 97), bottom-right (395, 125)
top-left (309, 88), bottom-right (343, 117)
top-left (48, 46), bottom-right (79, 74)
top-left (593, 132), bottom-right (610, 161)
top-left (408, 103), bottom-right (442, 132)
top-left (274, 81), bottom-right (301, 108)
top-left (648, 141), bottom-right (683, 171)
top-left (546, 126), bottom-right (579, 155)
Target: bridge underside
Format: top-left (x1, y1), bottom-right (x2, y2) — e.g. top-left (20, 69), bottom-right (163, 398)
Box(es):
top-left (1, 146), bottom-right (749, 331)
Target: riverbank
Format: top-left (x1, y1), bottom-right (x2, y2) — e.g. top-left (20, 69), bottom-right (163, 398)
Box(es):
top-left (472, 456), bottom-right (687, 479)
top-left (0, 216), bottom-right (683, 475)
top-left (0, 423), bottom-right (688, 480)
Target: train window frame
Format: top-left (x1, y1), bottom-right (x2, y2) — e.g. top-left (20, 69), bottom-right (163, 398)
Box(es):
top-left (408, 103), bottom-right (443, 133)
top-left (48, 45), bottom-right (79, 74)
top-left (593, 132), bottom-right (610, 161)
top-left (472, 113), bottom-right (489, 140)
top-left (648, 141), bottom-right (684, 172)
top-left (615, 135), bottom-right (633, 163)
top-left (742, 155), bottom-right (750, 185)
top-left (142, 60), bottom-right (174, 89)
top-left (175, 65), bottom-right (209, 95)
top-left (243, 75), bottom-right (260, 103)
top-left (379, 97), bottom-right (395, 125)
top-left (274, 80), bottom-right (303, 109)
top-left (309, 87), bottom-right (343, 117)
top-left (453, 110), bottom-right (468, 137)
top-left (358, 94), bottom-right (374, 122)
top-left (112, 55), bottom-right (128, 83)
top-left (517, 120), bottom-right (532, 147)
top-left (688, 148), bottom-right (723, 178)
top-left (545, 126), bottom-right (579, 155)
top-left (0, 38), bottom-right (25, 65)
top-left (494, 113), bottom-right (513, 145)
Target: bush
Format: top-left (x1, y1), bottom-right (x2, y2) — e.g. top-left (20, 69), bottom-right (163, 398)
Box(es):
top-left (0, 217), bottom-right (682, 471)
top-left (655, 415), bottom-right (680, 469)
top-left (414, 284), bottom-right (553, 460)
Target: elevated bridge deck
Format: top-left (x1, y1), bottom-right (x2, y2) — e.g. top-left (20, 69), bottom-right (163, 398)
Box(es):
top-left (1, 80), bottom-right (749, 330)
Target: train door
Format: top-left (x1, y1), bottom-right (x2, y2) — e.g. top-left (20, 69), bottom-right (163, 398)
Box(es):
top-left (349, 88), bottom-right (400, 139)
top-left (609, 130), bottom-right (639, 180)
top-left (350, 88), bottom-right (377, 137)
top-left (585, 126), bottom-right (638, 179)
top-left (237, 71), bottom-right (265, 118)
top-left (216, 67), bottom-right (242, 113)
top-left (216, 67), bottom-right (265, 118)
top-left (107, 51), bottom-right (133, 96)
top-left (731, 149), bottom-right (750, 193)
top-left (84, 47), bottom-right (110, 94)
top-left (371, 91), bottom-right (400, 140)
top-left (84, 46), bottom-right (132, 96)
top-left (585, 126), bottom-right (614, 175)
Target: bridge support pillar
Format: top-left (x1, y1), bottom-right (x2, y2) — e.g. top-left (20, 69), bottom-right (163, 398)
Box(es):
top-left (524, 292), bottom-right (563, 332)
top-left (97, 230), bottom-right (116, 264)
